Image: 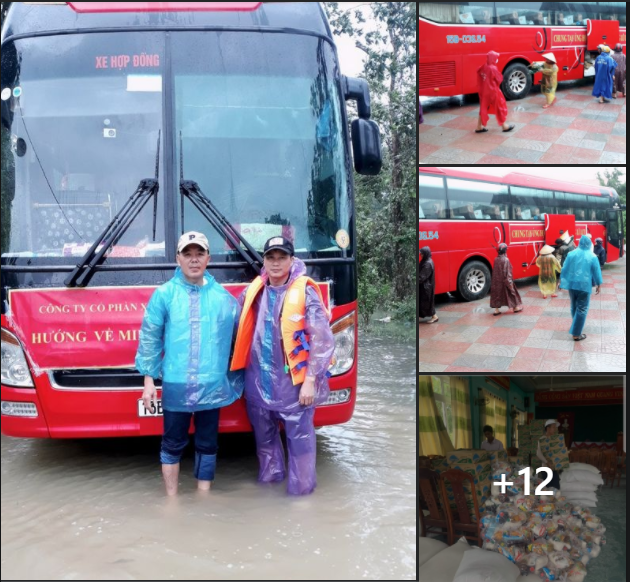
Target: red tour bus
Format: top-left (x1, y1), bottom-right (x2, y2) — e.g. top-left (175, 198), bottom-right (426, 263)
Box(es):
top-left (419, 167), bottom-right (625, 301)
top-left (419, 2), bottom-right (626, 100)
top-left (0, 2), bottom-right (382, 438)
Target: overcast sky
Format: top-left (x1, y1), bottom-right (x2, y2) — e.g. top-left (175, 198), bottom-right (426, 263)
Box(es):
top-left (333, 2), bottom-right (375, 77)
top-left (455, 166), bottom-right (626, 187)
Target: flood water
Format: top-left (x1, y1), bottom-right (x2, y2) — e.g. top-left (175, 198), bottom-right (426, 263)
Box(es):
top-left (1, 337), bottom-right (416, 580)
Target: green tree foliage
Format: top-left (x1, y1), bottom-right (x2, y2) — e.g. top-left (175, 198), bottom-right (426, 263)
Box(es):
top-left (597, 168), bottom-right (626, 239)
top-left (325, 2), bottom-right (416, 323)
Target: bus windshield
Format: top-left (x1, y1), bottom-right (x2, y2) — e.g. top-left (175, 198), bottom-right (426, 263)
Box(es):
top-left (1, 31), bottom-right (350, 262)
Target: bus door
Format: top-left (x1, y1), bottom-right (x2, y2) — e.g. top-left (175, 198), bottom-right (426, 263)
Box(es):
top-left (585, 20), bottom-right (620, 77)
top-left (544, 214), bottom-right (576, 245)
top-left (606, 209), bottom-right (624, 261)
top-left (586, 20), bottom-right (620, 51)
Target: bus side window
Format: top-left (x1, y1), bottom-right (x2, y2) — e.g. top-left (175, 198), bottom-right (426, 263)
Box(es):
top-left (419, 175), bottom-right (446, 220)
top-left (511, 186), bottom-right (555, 218)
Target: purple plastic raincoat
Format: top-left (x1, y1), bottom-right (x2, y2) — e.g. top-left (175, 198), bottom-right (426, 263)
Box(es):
top-left (240, 258), bottom-right (334, 495)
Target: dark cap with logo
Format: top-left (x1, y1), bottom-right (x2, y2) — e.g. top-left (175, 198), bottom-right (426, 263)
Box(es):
top-left (263, 236), bottom-right (294, 257)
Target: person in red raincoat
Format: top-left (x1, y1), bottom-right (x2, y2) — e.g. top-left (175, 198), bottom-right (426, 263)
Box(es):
top-left (476, 51), bottom-right (515, 133)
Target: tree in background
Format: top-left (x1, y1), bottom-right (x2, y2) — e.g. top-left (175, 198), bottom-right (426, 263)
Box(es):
top-left (1, 3), bottom-right (11, 27)
top-left (597, 168), bottom-right (626, 240)
top-left (325, 2), bottom-right (416, 326)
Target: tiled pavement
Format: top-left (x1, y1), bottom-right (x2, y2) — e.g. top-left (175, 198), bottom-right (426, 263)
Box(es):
top-left (419, 81), bottom-right (626, 165)
top-left (418, 252), bottom-right (626, 373)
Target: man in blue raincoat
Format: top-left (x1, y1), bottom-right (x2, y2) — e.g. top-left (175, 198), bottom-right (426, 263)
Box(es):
top-left (136, 232), bottom-right (242, 495)
top-left (559, 235), bottom-right (603, 342)
top-left (593, 44), bottom-right (617, 103)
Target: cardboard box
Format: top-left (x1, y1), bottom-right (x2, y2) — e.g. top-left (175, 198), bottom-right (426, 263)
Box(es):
top-left (538, 433), bottom-right (569, 471)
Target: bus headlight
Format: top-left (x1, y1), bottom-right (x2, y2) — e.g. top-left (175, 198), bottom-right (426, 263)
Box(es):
top-left (328, 311), bottom-right (356, 376)
top-left (1, 401), bottom-right (38, 417)
top-left (1, 329), bottom-right (35, 388)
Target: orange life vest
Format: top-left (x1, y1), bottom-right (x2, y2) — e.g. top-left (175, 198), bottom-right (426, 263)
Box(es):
top-left (230, 275), bottom-right (329, 386)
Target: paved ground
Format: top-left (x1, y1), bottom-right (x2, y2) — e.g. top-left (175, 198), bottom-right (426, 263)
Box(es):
top-left (418, 251), bottom-right (626, 373)
top-left (419, 79), bottom-right (626, 165)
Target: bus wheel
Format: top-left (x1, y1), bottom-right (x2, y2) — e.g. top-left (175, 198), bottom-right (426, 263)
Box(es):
top-left (457, 261), bottom-right (491, 302)
top-left (502, 63), bottom-right (532, 100)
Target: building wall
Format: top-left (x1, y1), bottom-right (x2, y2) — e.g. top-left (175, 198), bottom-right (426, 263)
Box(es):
top-left (535, 405), bottom-right (623, 442)
top-left (467, 377), bottom-right (532, 449)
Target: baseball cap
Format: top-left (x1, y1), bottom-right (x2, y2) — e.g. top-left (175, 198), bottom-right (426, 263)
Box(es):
top-left (177, 231), bottom-right (209, 253)
top-left (263, 236), bottom-right (294, 257)
top-left (545, 419), bottom-right (560, 428)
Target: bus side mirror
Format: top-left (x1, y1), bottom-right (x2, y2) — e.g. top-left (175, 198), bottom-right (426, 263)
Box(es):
top-left (343, 76), bottom-right (371, 119)
top-left (351, 118), bottom-right (382, 176)
top-left (342, 76), bottom-right (382, 175)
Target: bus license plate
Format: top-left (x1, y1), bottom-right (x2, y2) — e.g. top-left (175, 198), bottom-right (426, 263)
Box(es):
top-left (138, 399), bottom-right (163, 417)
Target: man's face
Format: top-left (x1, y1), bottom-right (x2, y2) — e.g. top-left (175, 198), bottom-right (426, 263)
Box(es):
top-left (484, 431), bottom-right (494, 442)
top-left (546, 424), bottom-right (558, 436)
top-left (177, 244), bottom-right (210, 279)
top-left (264, 249), bottom-right (294, 281)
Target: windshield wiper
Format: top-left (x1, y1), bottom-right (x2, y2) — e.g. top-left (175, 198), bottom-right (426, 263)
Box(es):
top-left (179, 133), bottom-right (262, 274)
top-left (64, 132), bottom-right (161, 288)
top-left (179, 180), bottom-right (263, 275)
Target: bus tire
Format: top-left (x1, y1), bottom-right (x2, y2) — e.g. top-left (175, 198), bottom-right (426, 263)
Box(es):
top-left (457, 261), bottom-right (492, 302)
top-left (502, 63), bottom-right (532, 100)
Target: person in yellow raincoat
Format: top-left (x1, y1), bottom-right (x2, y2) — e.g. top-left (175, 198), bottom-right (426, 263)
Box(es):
top-left (536, 245), bottom-right (562, 299)
top-left (540, 52), bottom-right (558, 108)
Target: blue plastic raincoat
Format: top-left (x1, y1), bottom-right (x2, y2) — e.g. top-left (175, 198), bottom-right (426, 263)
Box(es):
top-left (559, 236), bottom-right (603, 293)
top-left (135, 268), bottom-right (243, 412)
top-left (593, 51), bottom-right (617, 100)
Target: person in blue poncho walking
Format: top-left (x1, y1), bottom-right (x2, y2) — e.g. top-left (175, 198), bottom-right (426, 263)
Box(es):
top-left (559, 235), bottom-right (603, 342)
top-left (592, 44), bottom-right (617, 103)
top-left (136, 231), bottom-right (242, 495)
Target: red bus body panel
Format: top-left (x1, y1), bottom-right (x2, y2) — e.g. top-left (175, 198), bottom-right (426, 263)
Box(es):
top-left (419, 17), bottom-right (626, 98)
top-left (422, 220), bottom-right (607, 296)
top-left (1, 301), bottom-right (357, 439)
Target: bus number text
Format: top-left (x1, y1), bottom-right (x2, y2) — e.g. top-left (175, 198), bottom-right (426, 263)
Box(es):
top-left (446, 35), bottom-right (486, 44)
top-left (419, 231), bottom-right (439, 241)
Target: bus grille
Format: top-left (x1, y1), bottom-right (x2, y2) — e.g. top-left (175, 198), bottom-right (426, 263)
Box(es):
top-left (50, 369), bottom-right (161, 390)
top-left (419, 61), bottom-right (456, 90)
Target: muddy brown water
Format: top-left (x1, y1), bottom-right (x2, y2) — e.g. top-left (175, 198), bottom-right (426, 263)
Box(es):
top-left (1, 337), bottom-right (416, 580)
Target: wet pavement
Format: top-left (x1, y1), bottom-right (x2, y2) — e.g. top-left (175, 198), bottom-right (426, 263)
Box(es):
top-left (419, 252), bottom-right (626, 373)
top-left (1, 337), bottom-right (416, 581)
top-left (419, 79), bottom-right (626, 165)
